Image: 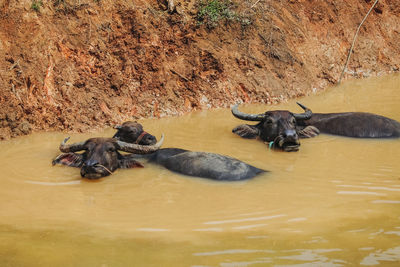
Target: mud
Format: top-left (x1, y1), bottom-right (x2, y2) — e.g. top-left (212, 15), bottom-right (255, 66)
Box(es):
top-left (1, 0), bottom-right (399, 139)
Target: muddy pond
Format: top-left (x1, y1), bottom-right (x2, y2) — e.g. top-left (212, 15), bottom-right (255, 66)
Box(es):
top-left (0, 75), bottom-right (399, 266)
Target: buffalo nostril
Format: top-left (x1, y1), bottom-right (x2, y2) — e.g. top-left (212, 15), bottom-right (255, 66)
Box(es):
top-left (284, 129), bottom-right (297, 138)
top-left (141, 135), bottom-right (157, 145)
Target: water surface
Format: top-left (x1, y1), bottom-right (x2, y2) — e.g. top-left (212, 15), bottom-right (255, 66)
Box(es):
top-left (0, 75), bottom-right (399, 266)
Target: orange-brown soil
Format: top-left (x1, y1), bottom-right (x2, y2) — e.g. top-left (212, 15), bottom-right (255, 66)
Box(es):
top-left (0, 0), bottom-right (399, 139)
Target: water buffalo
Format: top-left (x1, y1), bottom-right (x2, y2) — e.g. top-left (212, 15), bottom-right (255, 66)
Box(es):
top-left (113, 122), bottom-right (266, 181)
top-left (231, 103), bottom-right (319, 152)
top-left (231, 103), bottom-right (400, 151)
top-left (298, 112), bottom-right (400, 138)
top-left (113, 121), bottom-right (157, 145)
top-left (52, 135), bottom-right (164, 179)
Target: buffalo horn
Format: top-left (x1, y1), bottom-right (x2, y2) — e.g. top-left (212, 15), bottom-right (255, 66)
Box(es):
top-left (59, 137), bottom-right (87, 153)
top-left (231, 104), bottom-right (265, 121)
top-left (116, 134), bottom-right (164, 154)
top-left (293, 102), bottom-right (312, 120)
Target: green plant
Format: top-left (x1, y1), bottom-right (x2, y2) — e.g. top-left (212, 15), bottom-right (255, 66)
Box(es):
top-left (31, 0), bottom-right (43, 12)
top-left (196, 0), bottom-right (237, 28)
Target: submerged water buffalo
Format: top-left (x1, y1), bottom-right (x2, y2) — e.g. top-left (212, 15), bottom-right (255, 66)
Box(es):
top-left (231, 103), bottom-right (318, 152)
top-left (113, 121), bottom-right (157, 145)
top-left (232, 103), bottom-right (400, 151)
top-left (112, 122), bottom-right (265, 181)
top-left (52, 135), bottom-right (164, 179)
top-left (298, 112), bottom-right (400, 138)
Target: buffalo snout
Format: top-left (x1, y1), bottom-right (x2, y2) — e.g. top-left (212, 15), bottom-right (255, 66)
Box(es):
top-left (80, 159), bottom-right (113, 179)
top-left (139, 133), bottom-right (157, 145)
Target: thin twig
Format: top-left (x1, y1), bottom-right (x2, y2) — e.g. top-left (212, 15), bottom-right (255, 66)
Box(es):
top-left (250, 0), bottom-right (262, 9)
top-left (9, 62), bottom-right (18, 71)
top-left (338, 0), bottom-right (379, 84)
top-left (170, 69), bottom-right (189, 82)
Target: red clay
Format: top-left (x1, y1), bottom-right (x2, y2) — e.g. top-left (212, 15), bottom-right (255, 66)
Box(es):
top-left (0, 0), bottom-right (399, 139)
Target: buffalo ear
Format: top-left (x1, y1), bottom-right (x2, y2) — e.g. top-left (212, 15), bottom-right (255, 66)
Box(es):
top-left (118, 156), bottom-right (144, 169)
top-left (298, 126), bottom-right (320, 138)
top-left (232, 124), bottom-right (260, 139)
top-left (52, 152), bottom-right (84, 167)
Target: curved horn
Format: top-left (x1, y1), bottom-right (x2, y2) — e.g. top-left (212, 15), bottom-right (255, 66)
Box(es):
top-left (59, 137), bottom-right (87, 153)
top-left (116, 134), bottom-right (164, 154)
top-left (231, 104), bottom-right (265, 121)
top-left (293, 102), bottom-right (312, 120)
top-left (112, 125), bottom-right (122, 138)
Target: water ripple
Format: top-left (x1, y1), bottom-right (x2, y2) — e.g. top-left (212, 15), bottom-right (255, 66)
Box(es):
top-left (193, 249), bottom-right (274, 256)
top-left (385, 231), bottom-right (400, 236)
top-left (278, 248), bottom-right (344, 266)
top-left (232, 224), bottom-right (268, 230)
top-left (203, 214), bottom-right (286, 225)
top-left (193, 228), bottom-right (223, 232)
top-left (337, 191), bottom-right (386, 196)
top-left (371, 200), bottom-right (400, 204)
top-left (287, 217), bottom-right (307, 222)
top-left (136, 228), bottom-right (170, 232)
top-left (24, 180), bottom-right (81, 186)
top-left (219, 259), bottom-right (273, 267)
top-left (337, 184), bottom-right (400, 192)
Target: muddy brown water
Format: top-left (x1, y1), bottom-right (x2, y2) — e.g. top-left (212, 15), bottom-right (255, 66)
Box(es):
top-left (1, 75), bottom-right (400, 266)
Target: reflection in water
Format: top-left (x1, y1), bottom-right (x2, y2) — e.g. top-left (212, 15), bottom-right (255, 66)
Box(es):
top-left (0, 75), bottom-right (399, 265)
top-left (371, 200), bottom-right (400, 204)
top-left (385, 231), bottom-right (400, 237)
top-left (287, 217), bottom-right (307, 222)
top-left (193, 249), bottom-right (272, 256)
top-left (136, 228), bottom-right (170, 232)
top-left (278, 249), bottom-right (344, 265)
top-left (337, 191), bottom-right (386, 196)
top-left (194, 227), bottom-right (223, 232)
top-left (361, 247), bottom-right (400, 266)
top-left (337, 185), bottom-right (400, 192)
top-left (25, 180), bottom-right (82, 186)
top-left (232, 224), bottom-right (268, 230)
top-left (193, 248), bottom-right (346, 266)
top-left (203, 214), bottom-right (286, 225)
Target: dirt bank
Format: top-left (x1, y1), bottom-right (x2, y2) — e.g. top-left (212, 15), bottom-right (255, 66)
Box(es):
top-left (0, 0), bottom-right (399, 139)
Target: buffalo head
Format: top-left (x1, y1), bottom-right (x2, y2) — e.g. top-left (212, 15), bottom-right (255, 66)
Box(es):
top-left (113, 121), bottom-right (157, 145)
top-left (52, 135), bottom-right (164, 179)
top-left (231, 102), bottom-right (319, 152)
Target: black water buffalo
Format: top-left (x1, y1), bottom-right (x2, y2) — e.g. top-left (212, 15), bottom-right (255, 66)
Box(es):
top-left (113, 121), bottom-right (157, 145)
top-left (145, 148), bottom-right (264, 181)
top-left (231, 103), bottom-right (400, 151)
top-left (298, 112), bottom-right (400, 138)
top-left (113, 122), bottom-right (265, 181)
top-left (52, 135), bottom-right (164, 179)
top-left (231, 103), bottom-right (318, 152)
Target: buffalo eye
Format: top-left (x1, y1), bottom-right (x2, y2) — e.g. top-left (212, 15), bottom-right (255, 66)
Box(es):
top-left (290, 117), bottom-right (296, 124)
top-left (128, 128), bottom-right (138, 134)
top-left (265, 118), bottom-right (273, 125)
